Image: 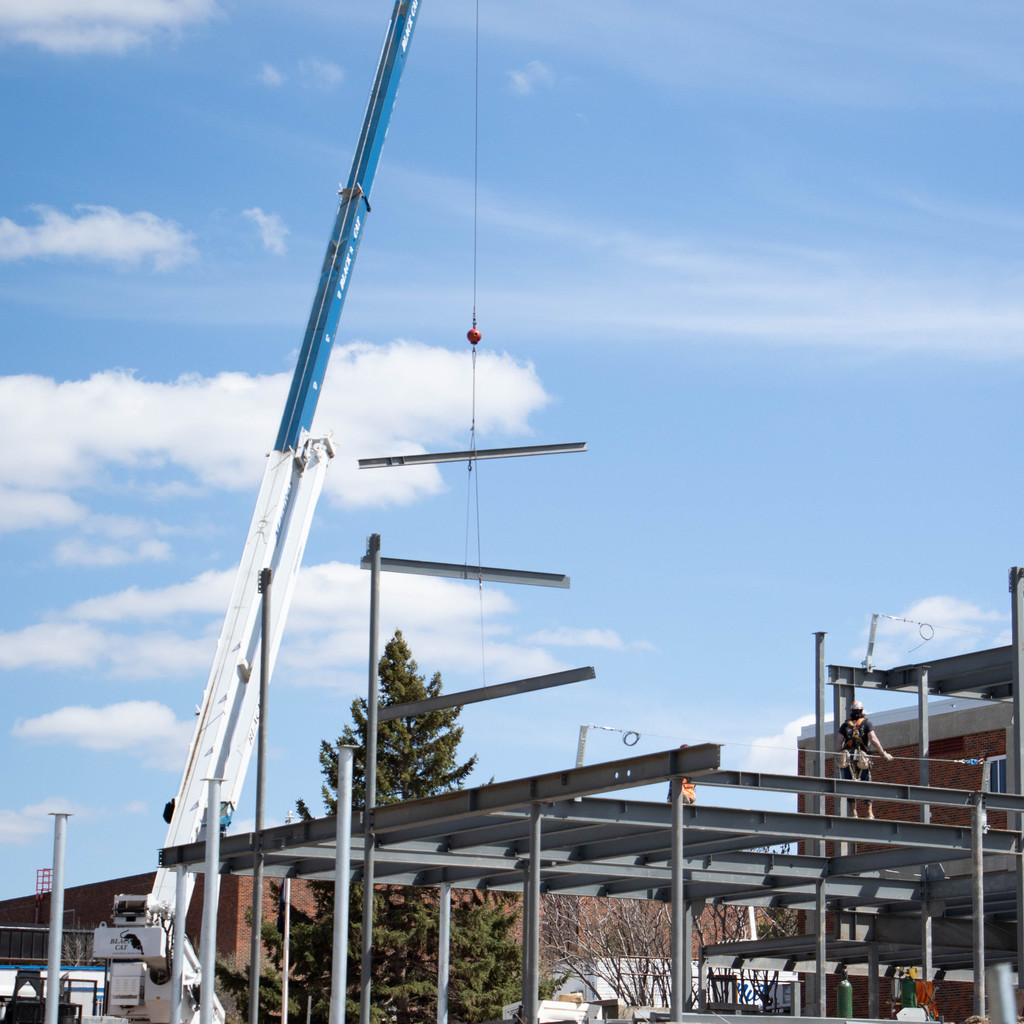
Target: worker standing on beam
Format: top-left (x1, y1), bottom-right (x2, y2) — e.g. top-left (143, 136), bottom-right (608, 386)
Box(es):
top-left (836, 698), bottom-right (893, 819)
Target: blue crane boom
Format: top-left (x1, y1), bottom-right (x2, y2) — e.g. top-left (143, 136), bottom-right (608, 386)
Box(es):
top-left (276, 0), bottom-right (421, 451)
top-left (94, 5), bottom-right (423, 1022)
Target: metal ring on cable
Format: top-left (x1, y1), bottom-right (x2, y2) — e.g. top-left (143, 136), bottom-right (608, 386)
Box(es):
top-left (623, 730), bottom-right (640, 746)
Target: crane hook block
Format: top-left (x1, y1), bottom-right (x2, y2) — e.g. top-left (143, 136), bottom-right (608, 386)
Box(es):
top-left (467, 327), bottom-right (482, 345)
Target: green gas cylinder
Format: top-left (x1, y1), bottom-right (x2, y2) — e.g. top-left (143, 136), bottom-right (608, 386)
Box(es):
top-left (900, 974), bottom-right (918, 1009)
top-left (837, 977), bottom-right (854, 1017)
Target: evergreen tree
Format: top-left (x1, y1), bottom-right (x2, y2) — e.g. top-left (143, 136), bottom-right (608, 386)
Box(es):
top-left (303, 629), bottom-right (478, 814)
top-left (222, 630), bottom-right (525, 1024)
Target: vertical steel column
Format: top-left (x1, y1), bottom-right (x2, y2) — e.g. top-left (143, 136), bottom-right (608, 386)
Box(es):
top-left (520, 867), bottom-right (532, 1012)
top-left (697, 947), bottom-right (707, 1013)
top-left (813, 633), bottom-right (826, 831)
top-left (437, 883), bottom-right (451, 1024)
top-left (833, 679), bottom-right (853, 824)
top-left (359, 535), bottom-right (381, 1024)
top-left (918, 667), bottom-right (930, 822)
top-left (670, 778), bottom-right (686, 1021)
top-left (44, 813), bottom-right (69, 1024)
top-left (972, 792), bottom-right (986, 1016)
top-left (867, 943), bottom-right (879, 1020)
top-left (171, 865), bottom-right (187, 1024)
top-left (250, 568), bottom-right (272, 1024)
top-left (281, 875), bottom-right (292, 1024)
top-left (921, 867), bottom-right (933, 981)
top-left (526, 804), bottom-right (542, 1024)
top-left (200, 778), bottom-right (222, 1024)
top-left (1010, 567), bottom-right (1024, 983)
top-left (988, 963), bottom-right (1015, 1024)
top-left (814, 879), bottom-right (827, 1018)
top-left (682, 902), bottom-right (693, 1012)
top-left (810, 632), bottom-right (828, 1009)
top-left (330, 747), bottom-right (356, 1024)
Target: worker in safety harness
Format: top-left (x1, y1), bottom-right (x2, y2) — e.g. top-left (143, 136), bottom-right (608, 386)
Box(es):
top-left (836, 698), bottom-right (893, 819)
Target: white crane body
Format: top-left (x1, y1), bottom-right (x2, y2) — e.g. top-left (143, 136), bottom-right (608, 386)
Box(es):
top-left (93, 2), bottom-right (423, 1020)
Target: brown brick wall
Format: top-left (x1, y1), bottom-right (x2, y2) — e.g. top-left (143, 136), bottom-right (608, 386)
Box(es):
top-left (0, 873), bottom-right (322, 969)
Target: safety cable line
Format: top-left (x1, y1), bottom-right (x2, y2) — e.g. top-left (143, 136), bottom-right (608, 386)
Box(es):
top-left (580, 723), bottom-right (994, 765)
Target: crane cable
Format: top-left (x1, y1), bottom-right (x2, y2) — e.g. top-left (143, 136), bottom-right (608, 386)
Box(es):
top-left (464, 0), bottom-right (485, 684)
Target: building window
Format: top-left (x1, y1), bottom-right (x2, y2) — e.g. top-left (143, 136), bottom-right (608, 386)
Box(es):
top-left (987, 755), bottom-right (1007, 794)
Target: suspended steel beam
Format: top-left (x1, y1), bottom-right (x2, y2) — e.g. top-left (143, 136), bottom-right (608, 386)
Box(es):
top-left (377, 667), bottom-right (596, 722)
top-left (359, 555), bottom-right (569, 588)
top-left (359, 442), bottom-right (587, 469)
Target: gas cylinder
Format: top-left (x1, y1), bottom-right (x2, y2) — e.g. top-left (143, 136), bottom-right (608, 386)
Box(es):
top-left (900, 974), bottom-right (918, 1009)
top-left (837, 977), bottom-right (853, 1017)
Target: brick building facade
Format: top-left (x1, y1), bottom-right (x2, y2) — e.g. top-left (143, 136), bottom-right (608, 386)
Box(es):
top-left (0, 872), bottom-right (319, 971)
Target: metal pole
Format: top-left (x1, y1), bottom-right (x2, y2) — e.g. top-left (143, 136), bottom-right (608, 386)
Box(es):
top-left (697, 946), bottom-right (707, 1013)
top-left (249, 567), bottom-right (272, 1024)
top-left (44, 812), bottom-right (69, 1024)
top-left (520, 867), bottom-right (532, 1012)
top-left (282, 875), bottom-right (291, 1024)
top-left (682, 902), bottom-right (693, 1012)
top-left (359, 534), bottom-right (381, 1024)
top-left (921, 867), bottom-right (933, 981)
top-left (330, 746), bottom-right (357, 1024)
top-left (988, 963), bottom-right (1016, 1024)
top-left (919, 667), bottom-right (930, 822)
top-left (1010, 567), bottom-right (1024, 982)
top-left (867, 942), bottom-right (879, 1020)
top-left (813, 633), bottom-right (826, 835)
top-left (171, 864), bottom-right (187, 1024)
top-left (526, 804), bottom-right (542, 1024)
top-left (814, 878), bottom-right (827, 1018)
top-left (972, 791), bottom-right (986, 1016)
top-left (437, 883), bottom-right (451, 1024)
top-left (670, 778), bottom-right (686, 1021)
top-left (200, 779), bottom-right (223, 1024)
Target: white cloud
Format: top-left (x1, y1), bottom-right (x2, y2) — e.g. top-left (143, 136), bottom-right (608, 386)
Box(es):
top-left (12, 701), bottom-right (194, 770)
top-left (3, 559), bottom-right (562, 689)
top-left (0, 486), bottom-right (85, 532)
top-left (0, 620), bottom-right (213, 677)
top-left (0, 799), bottom-right (86, 845)
top-left (0, 622), bottom-right (115, 670)
top-left (524, 626), bottom-right (625, 650)
top-left (0, 205), bottom-right (196, 269)
top-left (242, 207), bottom-right (289, 254)
top-left (855, 596), bottom-right (1008, 668)
top-left (0, 0), bottom-right (219, 54)
top-left (48, 512), bottom-right (178, 565)
top-left (298, 57), bottom-right (343, 90)
top-left (508, 60), bottom-right (554, 96)
top-left (743, 713), bottom-right (816, 775)
top-left (69, 569), bottom-right (233, 622)
top-left (0, 342), bottom-right (548, 514)
top-left (54, 537), bottom-right (172, 566)
top-left (260, 62), bottom-right (284, 87)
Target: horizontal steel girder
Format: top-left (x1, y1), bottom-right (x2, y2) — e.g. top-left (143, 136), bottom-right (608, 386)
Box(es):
top-left (360, 555), bottom-right (569, 588)
top-left (829, 646), bottom-right (1015, 700)
top-left (377, 666), bottom-right (595, 722)
top-left (370, 745), bottom-right (722, 832)
top-left (701, 768), bottom-right (1024, 816)
top-left (358, 441), bottom-right (587, 468)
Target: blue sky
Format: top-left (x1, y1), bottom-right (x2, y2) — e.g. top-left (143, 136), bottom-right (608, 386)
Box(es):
top-left (2, 0), bottom-right (1024, 901)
